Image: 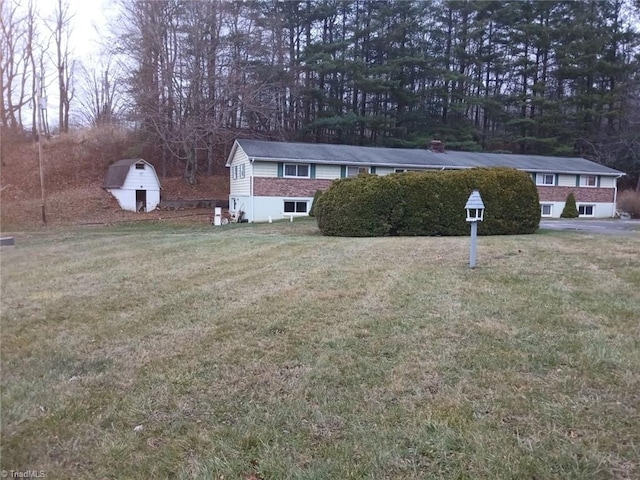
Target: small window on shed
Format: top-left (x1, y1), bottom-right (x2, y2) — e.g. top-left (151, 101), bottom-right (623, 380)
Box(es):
top-left (135, 163), bottom-right (145, 170)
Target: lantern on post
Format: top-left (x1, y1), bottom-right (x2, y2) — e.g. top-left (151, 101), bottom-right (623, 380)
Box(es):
top-left (465, 190), bottom-right (485, 268)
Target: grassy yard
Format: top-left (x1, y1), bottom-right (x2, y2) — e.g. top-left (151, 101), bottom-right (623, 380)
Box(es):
top-left (1, 219), bottom-right (639, 479)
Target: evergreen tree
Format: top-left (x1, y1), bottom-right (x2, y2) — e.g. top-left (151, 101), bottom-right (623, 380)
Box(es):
top-left (561, 192), bottom-right (579, 218)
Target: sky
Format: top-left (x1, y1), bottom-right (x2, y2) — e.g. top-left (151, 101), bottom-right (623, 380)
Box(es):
top-left (39, 0), bottom-right (115, 63)
top-left (35, 0), bottom-right (120, 128)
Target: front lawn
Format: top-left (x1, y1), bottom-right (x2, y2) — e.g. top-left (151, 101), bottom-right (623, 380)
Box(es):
top-left (1, 220), bottom-right (639, 479)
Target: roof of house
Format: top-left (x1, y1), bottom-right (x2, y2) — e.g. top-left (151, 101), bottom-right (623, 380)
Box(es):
top-left (102, 159), bottom-right (155, 189)
top-left (229, 139), bottom-right (624, 176)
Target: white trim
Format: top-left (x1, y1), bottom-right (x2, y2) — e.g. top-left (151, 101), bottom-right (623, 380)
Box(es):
top-left (346, 166), bottom-right (369, 177)
top-left (536, 173), bottom-right (555, 186)
top-left (284, 163), bottom-right (310, 178)
top-left (579, 175), bottom-right (597, 187)
top-left (283, 199), bottom-right (309, 214)
top-left (578, 204), bottom-right (595, 217)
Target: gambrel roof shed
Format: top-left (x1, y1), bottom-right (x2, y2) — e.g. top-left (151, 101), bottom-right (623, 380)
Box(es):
top-left (102, 159), bottom-right (161, 213)
top-left (102, 159), bottom-right (158, 188)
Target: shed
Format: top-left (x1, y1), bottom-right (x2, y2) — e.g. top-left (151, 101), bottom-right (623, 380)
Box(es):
top-left (102, 159), bottom-right (161, 212)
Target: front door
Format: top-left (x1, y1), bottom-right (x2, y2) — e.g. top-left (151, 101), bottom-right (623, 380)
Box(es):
top-left (136, 190), bottom-right (147, 212)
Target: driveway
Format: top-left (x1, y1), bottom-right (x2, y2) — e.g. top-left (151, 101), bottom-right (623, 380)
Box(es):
top-left (540, 219), bottom-right (640, 235)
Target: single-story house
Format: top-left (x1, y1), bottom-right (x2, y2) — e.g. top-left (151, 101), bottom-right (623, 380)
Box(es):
top-left (102, 159), bottom-right (161, 212)
top-left (225, 139), bottom-right (625, 222)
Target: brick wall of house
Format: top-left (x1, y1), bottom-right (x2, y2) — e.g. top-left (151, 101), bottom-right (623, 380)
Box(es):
top-left (537, 186), bottom-right (615, 203)
top-left (253, 178), bottom-right (616, 203)
top-left (254, 178), bottom-right (334, 197)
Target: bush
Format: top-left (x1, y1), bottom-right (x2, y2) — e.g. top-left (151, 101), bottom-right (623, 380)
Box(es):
top-left (617, 190), bottom-right (640, 218)
top-left (308, 189), bottom-right (323, 217)
top-left (560, 192), bottom-right (579, 218)
top-left (315, 174), bottom-right (404, 236)
top-left (315, 168), bottom-right (540, 237)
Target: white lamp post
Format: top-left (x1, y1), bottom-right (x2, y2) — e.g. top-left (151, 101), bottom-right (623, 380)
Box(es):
top-left (465, 190), bottom-right (485, 268)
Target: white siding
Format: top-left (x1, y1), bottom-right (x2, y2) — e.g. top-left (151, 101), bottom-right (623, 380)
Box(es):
top-left (249, 196), bottom-right (314, 222)
top-left (229, 195), bottom-right (252, 220)
top-left (108, 189), bottom-right (136, 211)
top-left (229, 147), bottom-right (251, 195)
top-left (315, 164), bottom-right (341, 180)
top-left (539, 201), bottom-right (616, 219)
top-left (146, 190), bottom-right (160, 211)
top-left (576, 202), bottom-right (616, 218)
top-left (557, 174), bottom-right (576, 187)
top-left (375, 167), bottom-right (396, 176)
top-left (600, 176), bottom-right (615, 188)
top-left (107, 162), bottom-right (161, 212)
top-left (253, 161), bottom-right (278, 177)
top-left (538, 202), bottom-right (564, 219)
top-left (107, 188), bottom-right (160, 212)
top-left (121, 165), bottom-right (160, 191)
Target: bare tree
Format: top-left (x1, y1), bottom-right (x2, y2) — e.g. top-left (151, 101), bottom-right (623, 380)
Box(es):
top-left (77, 59), bottom-right (126, 126)
top-left (1, 0), bottom-right (34, 132)
top-left (46, 0), bottom-right (74, 133)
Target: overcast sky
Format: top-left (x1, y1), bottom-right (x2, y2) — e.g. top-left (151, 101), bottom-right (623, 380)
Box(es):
top-left (35, 0), bottom-right (120, 128)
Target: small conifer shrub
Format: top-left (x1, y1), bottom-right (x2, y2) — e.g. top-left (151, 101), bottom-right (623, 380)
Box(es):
top-left (560, 192), bottom-right (579, 218)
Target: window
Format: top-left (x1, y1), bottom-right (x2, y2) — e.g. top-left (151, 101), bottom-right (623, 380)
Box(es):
top-left (537, 173), bottom-right (555, 185)
top-left (578, 205), bottom-right (594, 217)
top-left (284, 164), bottom-right (309, 178)
top-left (580, 175), bottom-right (597, 187)
top-left (232, 166), bottom-right (238, 180)
top-left (284, 201), bottom-right (308, 213)
top-left (240, 164), bottom-right (245, 179)
top-left (541, 204), bottom-right (553, 217)
top-left (347, 166), bottom-right (369, 177)
top-left (135, 163), bottom-right (145, 170)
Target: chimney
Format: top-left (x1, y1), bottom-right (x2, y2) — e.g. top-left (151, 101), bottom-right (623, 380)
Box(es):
top-left (430, 140), bottom-right (445, 153)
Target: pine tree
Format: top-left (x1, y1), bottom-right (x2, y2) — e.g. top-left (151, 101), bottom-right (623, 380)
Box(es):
top-left (561, 192), bottom-right (579, 218)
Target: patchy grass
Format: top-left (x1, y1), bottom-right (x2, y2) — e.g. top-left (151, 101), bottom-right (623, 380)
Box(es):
top-left (1, 220), bottom-right (639, 479)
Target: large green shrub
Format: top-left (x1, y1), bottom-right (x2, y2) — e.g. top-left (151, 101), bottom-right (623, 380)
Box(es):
top-left (560, 192), bottom-right (579, 218)
top-left (315, 168), bottom-right (540, 237)
top-left (308, 189), bottom-right (323, 217)
top-left (315, 174), bottom-right (404, 236)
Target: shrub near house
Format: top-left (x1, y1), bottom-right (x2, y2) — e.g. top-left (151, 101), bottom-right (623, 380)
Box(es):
top-left (315, 168), bottom-right (540, 237)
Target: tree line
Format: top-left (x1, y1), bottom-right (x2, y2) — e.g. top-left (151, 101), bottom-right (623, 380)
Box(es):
top-left (2, 0), bottom-right (639, 187)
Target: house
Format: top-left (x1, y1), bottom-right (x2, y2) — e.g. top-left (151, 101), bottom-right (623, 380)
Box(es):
top-left (225, 139), bottom-right (625, 222)
top-left (102, 159), bottom-right (161, 212)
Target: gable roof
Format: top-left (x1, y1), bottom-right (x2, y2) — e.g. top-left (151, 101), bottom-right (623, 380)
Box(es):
top-left (229, 139), bottom-right (624, 176)
top-left (102, 159), bottom-right (155, 189)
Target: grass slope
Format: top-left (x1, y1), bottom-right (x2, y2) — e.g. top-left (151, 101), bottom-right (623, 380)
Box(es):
top-left (1, 220), bottom-right (639, 479)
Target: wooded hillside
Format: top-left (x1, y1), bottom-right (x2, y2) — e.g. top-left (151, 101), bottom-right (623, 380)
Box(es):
top-left (117, 0), bottom-right (639, 187)
top-left (2, 0), bottom-right (639, 188)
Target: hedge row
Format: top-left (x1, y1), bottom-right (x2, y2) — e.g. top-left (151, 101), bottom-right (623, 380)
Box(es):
top-left (314, 168), bottom-right (541, 237)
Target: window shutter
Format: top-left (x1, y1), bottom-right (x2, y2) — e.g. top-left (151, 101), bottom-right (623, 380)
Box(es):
top-left (597, 176), bottom-right (601, 187)
top-left (576, 175), bottom-right (580, 187)
top-left (371, 166), bottom-right (377, 174)
top-left (277, 162), bottom-right (283, 178)
top-left (555, 174), bottom-right (558, 186)
top-left (340, 165), bottom-right (346, 178)
top-left (310, 164), bottom-right (316, 179)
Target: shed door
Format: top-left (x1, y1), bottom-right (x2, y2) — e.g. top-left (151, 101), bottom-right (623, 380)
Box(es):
top-left (136, 190), bottom-right (146, 212)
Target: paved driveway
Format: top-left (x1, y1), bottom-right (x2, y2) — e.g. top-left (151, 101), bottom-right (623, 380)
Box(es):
top-left (540, 219), bottom-right (640, 235)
